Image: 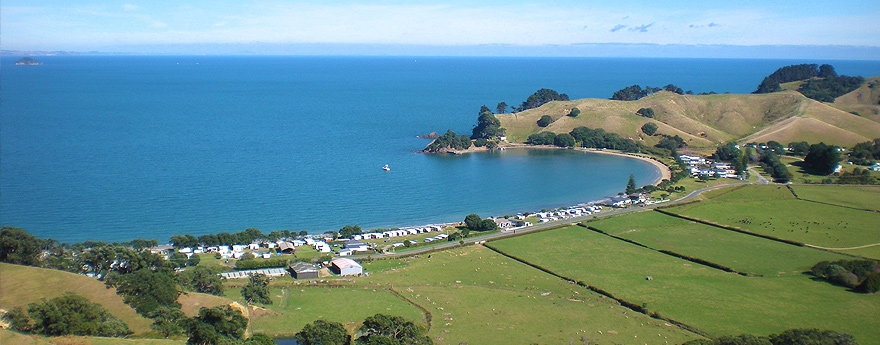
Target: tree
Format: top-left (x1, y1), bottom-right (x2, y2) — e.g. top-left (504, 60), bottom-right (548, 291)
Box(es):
top-left (636, 107), bottom-right (655, 118)
top-left (471, 108), bottom-right (502, 139)
top-left (339, 225), bottom-right (363, 238)
top-left (526, 132), bottom-right (556, 145)
top-left (496, 102), bottom-right (508, 114)
top-left (0, 227), bottom-right (42, 266)
top-left (4, 306), bottom-right (33, 332)
top-left (180, 266), bottom-right (225, 296)
top-left (356, 314), bottom-right (433, 345)
top-left (788, 141), bottom-right (810, 156)
top-left (641, 122), bottom-right (658, 136)
top-left (553, 133), bottom-right (575, 147)
top-left (536, 115), bottom-right (553, 127)
top-left (714, 142), bottom-right (742, 162)
top-left (295, 319), bottom-right (352, 345)
top-left (186, 305), bottom-right (248, 345)
top-left (567, 107), bottom-right (581, 117)
top-left (753, 77), bottom-right (782, 94)
top-left (464, 214), bottom-right (483, 230)
top-left (520, 88), bottom-right (569, 110)
top-left (241, 273), bottom-right (273, 305)
top-left (803, 142), bottom-right (841, 175)
top-left (148, 306), bottom-right (187, 338)
top-left (769, 328), bottom-right (857, 345)
top-left (27, 294), bottom-right (133, 337)
top-left (170, 234), bottom-right (199, 248)
top-left (106, 268), bottom-right (181, 315)
top-left (246, 333), bottom-right (278, 345)
top-left (626, 174), bottom-right (637, 195)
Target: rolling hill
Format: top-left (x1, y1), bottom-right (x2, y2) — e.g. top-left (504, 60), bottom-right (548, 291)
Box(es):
top-left (496, 79), bottom-right (880, 152)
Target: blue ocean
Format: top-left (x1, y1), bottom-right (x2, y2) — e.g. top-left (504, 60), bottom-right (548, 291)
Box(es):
top-left (2, 56), bottom-right (879, 244)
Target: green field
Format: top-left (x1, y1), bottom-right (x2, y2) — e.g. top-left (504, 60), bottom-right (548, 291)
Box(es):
top-left (489, 226), bottom-right (880, 344)
top-left (356, 246), bottom-right (701, 345)
top-left (241, 285), bottom-right (427, 337)
top-left (790, 184), bottom-right (880, 211)
top-left (587, 211), bottom-right (852, 276)
top-left (663, 185), bottom-right (880, 258)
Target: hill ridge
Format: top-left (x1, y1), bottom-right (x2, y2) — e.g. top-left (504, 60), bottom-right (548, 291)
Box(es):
top-left (496, 81), bottom-right (880, 151)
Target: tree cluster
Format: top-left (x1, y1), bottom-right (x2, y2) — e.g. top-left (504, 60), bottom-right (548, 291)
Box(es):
top-left (339, 225), bottom-right (363, 238)
top-left (536, 115), bottom-right (554, 127)
top-left (471, 106), bottom-right (504, 139)
top-left (759, 152), bottom-right (792, 183)
top-left (295, 314), bottom-right (432, 345)
top-left (184, 305), bottom-right (273, 345)
top-left (567, 107), bottom-right (581, 117)
top-left (636, 107), bottom-right (655, 118)
top-left (848, 138), bottom-right (880, 165)
top-left (519, 88), bottom-right (569, 111)
top-left (803, 142), bottom-right (841, 175)
top-left (811, 259), bottom-right (880, 293)
top-left (105, 268), bottom-right (181, 315)
top-left (641, 122), bottom-right (658, 136)
top-left (655, 134), bottom-right (685, 151)
top-left (836, 168), bottom-right (877, 185)
top-left (788, 141), bottom-right (810, 156)
top-left (753, 64), bottom-right (821, 94)
top-left (568, 126), bottom-right (640, 152)
top-left (463, 213), bottom-right (498, 231)
top-left (684, 328), bottom-right (857, 345)
top-left (611, 84), bottom-right (684, 101)
top-left (424, 130), bottom-right (472, 152)
top-left (241, 273), bottom-right (273, 305)
top-left (6, 294), bottom-right (133, 337)
top-left (752, 63), bottom-right (864, 102)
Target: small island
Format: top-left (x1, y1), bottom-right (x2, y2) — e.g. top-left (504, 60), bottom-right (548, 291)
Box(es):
top-left (14, 57), bottom-right (42, 66)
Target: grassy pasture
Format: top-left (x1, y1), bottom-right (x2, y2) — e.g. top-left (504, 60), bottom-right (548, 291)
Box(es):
top-left (0, 263), bottom-right (153, 335)
top-left (790, 184), bottom-right (880, 211)
top-left (355, 246), bottom-right (700, 345)
top-left (588, 211), bottom-right (851, 276)
top-left (242, 286), bottom-right (427, 337)
top-left (489, 226), bottom-right (880, 344)
top-left (663, 185), bottom-right (880, 256)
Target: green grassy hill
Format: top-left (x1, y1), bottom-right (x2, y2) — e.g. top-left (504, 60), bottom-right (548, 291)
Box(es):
top-left (497, 81), bottom-right (880, 150)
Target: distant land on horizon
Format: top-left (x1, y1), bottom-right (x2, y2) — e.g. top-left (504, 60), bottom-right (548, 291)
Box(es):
top-left (3, 43), bottom-right (880, 60)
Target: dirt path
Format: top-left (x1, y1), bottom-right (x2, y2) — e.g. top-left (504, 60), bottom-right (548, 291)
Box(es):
top-left (804, 243), bottom-right (880, 251)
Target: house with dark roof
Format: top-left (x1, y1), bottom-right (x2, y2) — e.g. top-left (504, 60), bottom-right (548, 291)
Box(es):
top-left (290, 262), bottom-right (319, 279)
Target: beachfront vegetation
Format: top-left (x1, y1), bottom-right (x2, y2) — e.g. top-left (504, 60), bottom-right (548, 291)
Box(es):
top-left (423, 130), bottom-right (472, 152)
top-left (471, 106), bottom-right (503, 139)
top-left (463, 213), bottom-right (497, 231)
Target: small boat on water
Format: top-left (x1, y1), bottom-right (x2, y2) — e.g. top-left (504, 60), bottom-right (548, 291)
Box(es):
top-left (382, 164), bottom-right (390, 171)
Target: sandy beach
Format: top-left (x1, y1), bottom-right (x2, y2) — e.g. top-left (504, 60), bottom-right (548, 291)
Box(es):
top-left (453, 143), bottom-right (673, 184)
top-left (579, 148), bottom-right (673, 183)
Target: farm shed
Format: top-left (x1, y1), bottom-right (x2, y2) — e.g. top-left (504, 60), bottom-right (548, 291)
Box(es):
top-left (290, 262), bottom-right (319, 279)
top-left (331, 258), bottom-right (363, 276)
top-left (277, 241), bottom-right (296, 254)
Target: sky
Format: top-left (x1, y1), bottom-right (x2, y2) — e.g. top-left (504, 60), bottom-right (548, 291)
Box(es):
top-left (2, 0), bottom-right (879, 58)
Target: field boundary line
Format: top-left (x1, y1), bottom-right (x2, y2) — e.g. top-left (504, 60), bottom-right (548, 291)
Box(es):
top-left (653, 209), bottom-right (806, 247)
top-left (788, 185), bottom-right (880, 212)
top-left (387, 287), bottom-right (433, 331)
top-left (482, 243), bottom-right (712, 338)
top-left (581, 224), bottom-right (754, 277)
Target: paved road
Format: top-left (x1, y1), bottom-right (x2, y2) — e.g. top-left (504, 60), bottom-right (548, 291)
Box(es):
top-left (749, 167), bottom-right (770, 185)
top-left (353, 180), bottom-right (749, 260)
